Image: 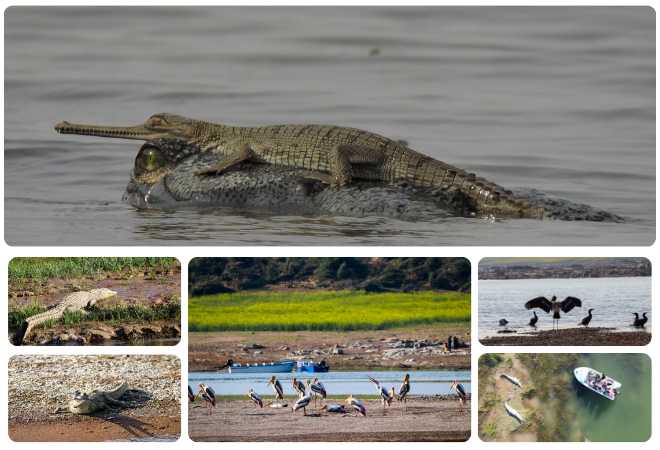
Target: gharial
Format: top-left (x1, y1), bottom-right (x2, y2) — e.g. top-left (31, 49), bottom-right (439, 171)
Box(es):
top-left (53, 380), bottom-right (135, 415)
top-left (21, 288), bottom-right (117, 343)
top-left (54, 113), bottom-right (550, 220)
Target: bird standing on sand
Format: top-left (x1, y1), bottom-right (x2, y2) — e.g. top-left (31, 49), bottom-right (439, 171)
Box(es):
top-left (449, 380), bottom-right (467, 412)
top-left (245, 389), bottom-right (263, 408)
top-left (267, 375), bottom-right (284, 401)
top-left (188, 385), bottom-right (195, 411)
top-left (341, 395), bottom-right (366, 417)
top-left (367, 375), bottom-right (393, 410)
top-left (525, 295), bottom-right (582, 329)
top-left (633, 312), bottom-right (648, 327)
top-left (291, 393), bottom-right (312, 416)
top-left (305, 378), bottom-right (326, 406)
top-left (579, 309), bottom-right (595, 327)
top-left (196, 382), bottom-right (216, 415)
top-left (398, 374), bottom-right (410, 411)
top-left (529, 311), bottom-right (538, 326)
top-left (292, 377), bottom-right (306, 398)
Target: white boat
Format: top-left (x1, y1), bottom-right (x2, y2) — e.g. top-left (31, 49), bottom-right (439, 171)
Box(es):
top-left (227, 360), bottom-right (296, 374)
top-left (574, 367), bottom-right (621, 401)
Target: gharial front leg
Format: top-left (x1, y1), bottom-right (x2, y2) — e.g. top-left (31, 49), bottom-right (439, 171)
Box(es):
top-left (195, 143), bottom-right (255, 176)
top-left (295, 144), bottom-right (354, 187)
top-left (104, 397), bottom-right (132, 408)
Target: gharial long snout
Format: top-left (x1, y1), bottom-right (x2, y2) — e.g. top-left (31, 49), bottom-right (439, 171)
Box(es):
top-left (55, 120), bottom-right (167, 140)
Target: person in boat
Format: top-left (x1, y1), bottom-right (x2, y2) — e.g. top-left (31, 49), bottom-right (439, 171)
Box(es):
top-left (612, 387), bottom-right (620, 396)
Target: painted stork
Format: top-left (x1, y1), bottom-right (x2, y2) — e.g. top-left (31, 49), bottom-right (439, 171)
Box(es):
top-left (245, 389), bottom-right (263, 408)
top-left (633, 312), bottom-right (649, 327)
top-left (499, 319), bottom-right (509, 326)
top-left (196, 382), bottom-right (216, 415)
top-left (525, 295), bottom-right (582, 329)
top-left (291, 393), bottom-right (312, 416)
top-left (305, 378), bottom-right (326, 406)
top-left (267, 375), bottom-right (284, 401)
top-left (449, 380), bottom-right (467, 412)
top-left (292, 377), bottom-right (306, 398)
top-left (398, 374), bottom-right (410, 410)
top-left (529, 311), bottom-right (538, 326)
top-left (188, 385), bottom-right (195, 411)
top-left (367, 376), bottom-right (392, 410)
top-left (314, 377), bottom-right (327, 399)
top-left (579, 309), bottom-right (595, 327)
top-left (341, 395), bottom-right (366, 417)
top-left (317, 404), bottom-right (346, 414)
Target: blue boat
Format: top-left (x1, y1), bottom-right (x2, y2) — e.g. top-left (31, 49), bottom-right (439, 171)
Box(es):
top-left (297, 359), bottom-right (330, 373)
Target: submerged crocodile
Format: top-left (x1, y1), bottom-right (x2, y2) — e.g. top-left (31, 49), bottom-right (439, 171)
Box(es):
top-left (53, 380), bottom-right (133, 414)
top-left (55, 113), bottom-right (549, 220)
top-left (23, 288), bottom-right (117, 343)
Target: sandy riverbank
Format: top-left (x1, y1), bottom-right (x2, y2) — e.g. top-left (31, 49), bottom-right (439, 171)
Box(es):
top-left (189, 326), bottom-right (471, 372)
top-left (189, 396), bottom-right (470, 442)
top-left (480, 327), bottom-right (651, 346)
top-left (8, 355), bottom-right (181, 442)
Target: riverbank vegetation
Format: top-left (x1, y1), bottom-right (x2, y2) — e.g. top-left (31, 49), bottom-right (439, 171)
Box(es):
top-left (189, 290), bottom-right (470, 332)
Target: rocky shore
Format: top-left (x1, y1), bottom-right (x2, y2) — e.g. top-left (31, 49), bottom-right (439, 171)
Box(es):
top-left (8, 355), bottom-right (181, 442)
top-left (189, 396), bottom-right (470, 442)
top-left (189, 328), bottom-right (471, 371)
top-left (480, 327), bottom-right (651, 346)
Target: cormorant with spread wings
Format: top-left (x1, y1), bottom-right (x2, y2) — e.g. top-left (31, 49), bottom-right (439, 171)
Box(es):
top-left (524, 295), bottom-right (582, 329)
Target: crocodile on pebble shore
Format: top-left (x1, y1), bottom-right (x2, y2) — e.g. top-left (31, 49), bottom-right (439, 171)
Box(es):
top-left (53, 380), bottom-right (133, 414)
top-left (22, 288), bottom-right (117, 343)
top-left (55, 113), bottom-right (550, 220)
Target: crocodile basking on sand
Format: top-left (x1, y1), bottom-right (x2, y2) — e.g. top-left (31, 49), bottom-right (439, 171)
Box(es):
top-left (22, 288), bottom-right (117, 343)
top-left (53, 380), bottom-right (133, 414)
top-left (55, 113), bottom-right (550, 219)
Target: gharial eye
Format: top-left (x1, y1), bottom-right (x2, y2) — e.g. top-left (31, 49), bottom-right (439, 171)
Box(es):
top-left (137, 147), bottom-right (167, 172)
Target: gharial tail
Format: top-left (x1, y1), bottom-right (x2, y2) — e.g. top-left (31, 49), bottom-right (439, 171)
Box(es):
top-left (23, 307), bottom-right (60, 340)
top-left (407, 156), bottom-right (549, 220)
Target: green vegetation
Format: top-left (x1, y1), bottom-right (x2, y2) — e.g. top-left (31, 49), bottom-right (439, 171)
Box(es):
top-left (189, 290), bottom-right (470, 332)
top-left (481, 422), bottom-right (498, 438)
top-left (9, 298), bottom-right (181, 331)
top-left (9, 257), bottom-right (179, 283)
top-left (189, 257), bottom-right (470, 295)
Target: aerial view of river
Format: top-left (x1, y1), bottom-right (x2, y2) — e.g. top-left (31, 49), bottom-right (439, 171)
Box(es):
top-left (5, 6), bottom-right (654, 246)
top-left (478, 276), bottom-right (651, 339)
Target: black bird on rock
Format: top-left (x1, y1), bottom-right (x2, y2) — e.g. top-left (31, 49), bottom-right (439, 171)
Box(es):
top-left (578, 309), bottom-right (595, 327)
top-left (524, 295), bottom-right (582, 329)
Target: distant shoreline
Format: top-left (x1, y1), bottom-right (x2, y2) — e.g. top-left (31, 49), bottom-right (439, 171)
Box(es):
top-left (480, 327), bottom-right (651, 346)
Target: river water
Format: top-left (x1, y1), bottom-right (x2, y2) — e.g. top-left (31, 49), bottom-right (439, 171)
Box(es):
top-left (188, 370), bottom-right (471, 397)
top-left (478, 277), bottom-right (652, 339)
top-left (4, 6), bottom-right (654, 246)
top-left (557, 354), bottom-right (650, 442)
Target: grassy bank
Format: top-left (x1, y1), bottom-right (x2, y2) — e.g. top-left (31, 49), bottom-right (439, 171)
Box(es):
top-left (8, 257), bottom-right (179, 283)
top-left (9, 299), bottom-right (181, 331)
top-left (189, 291), bottom-right (471, 332)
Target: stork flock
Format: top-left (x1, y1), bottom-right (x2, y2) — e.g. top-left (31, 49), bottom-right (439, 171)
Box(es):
top-left (190, 373), bottom-right (468, 417)
top-left (496, 295), bottom-right (650, 330)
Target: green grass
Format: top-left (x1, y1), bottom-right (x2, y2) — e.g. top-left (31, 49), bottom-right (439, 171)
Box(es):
top-left (479, 257), bottom-right (623, 267)
top-left (188, 290), bottom-right (471, 332)
top-left (8, 257), bottom-right (179, 283)
top-left (9, 298), bottom-right (181, 330)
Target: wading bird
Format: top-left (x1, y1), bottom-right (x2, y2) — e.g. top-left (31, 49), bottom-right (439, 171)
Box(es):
top-left (196, 382), bottom-right (216, 415)
top-left (499, 319), bottom-right (509, 326)
top-left (529, 311), bottom-right (538, 326)
top-left (367, 376), bottom-right (393, 410)
top-left (267, 375), bottom-right (284, 401)
top-left (341, 395), bottom-right (366, 417)
top-left (291, 393), bottom-right (313, 416)
top-left (188, 385), bottom-right (195, 411)
top-left (398, 374), bottom-right (410, 411)
top-left (579, 309), bottom-right (595, 327)
top-left (633, 312), bottom-right (649, 327)
top-left (524, 295), bottom-right (582, 329)
top-left (292, 377), bottom-right (306, 398)
top-left (449, 380), bottom-right (467, 412)
top-left (318, 404), bottom-right (346, 414)
top-left (245, 389), bottom-right (263, 408)
top-left (305, 378), bottom-right (326, 406)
